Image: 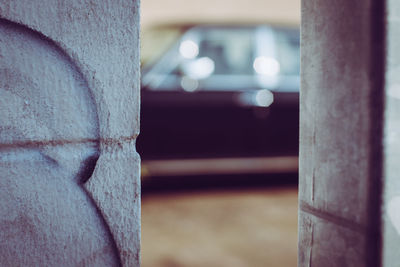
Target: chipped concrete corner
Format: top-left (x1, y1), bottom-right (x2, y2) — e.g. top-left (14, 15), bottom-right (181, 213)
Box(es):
top-left (0, 1), bottom-right (140, 266)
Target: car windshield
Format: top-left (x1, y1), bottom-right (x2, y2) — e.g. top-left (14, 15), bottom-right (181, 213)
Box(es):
top-left (194, 27), bottom-right (254, 75)
top-left (141, 26), bottom-right (184, 68)
top-left (142, 25), bottom-right (300, 92)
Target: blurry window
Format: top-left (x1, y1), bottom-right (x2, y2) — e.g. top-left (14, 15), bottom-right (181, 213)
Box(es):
top-left (197, 28), bottom-right (254, 75)
top-left (141, 26), bottom-right (183, 68)
top-left (142, 25), bottom-right (300, 92)
top-left (274, 30), bottom-right (300, 76)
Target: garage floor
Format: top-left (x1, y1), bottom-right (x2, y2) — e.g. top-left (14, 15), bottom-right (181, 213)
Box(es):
top-left (142, 185), bottom-right (298, 267)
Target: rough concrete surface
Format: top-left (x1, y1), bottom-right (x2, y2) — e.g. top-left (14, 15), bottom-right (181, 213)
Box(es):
top-left (0, 1), bottom-right (140, 266)
top-left (299, 0), bottom-right (385, 266)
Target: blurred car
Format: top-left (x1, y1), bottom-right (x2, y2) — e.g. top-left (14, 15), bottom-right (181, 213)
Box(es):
top-left (138, 23), bottom-right (300, 177)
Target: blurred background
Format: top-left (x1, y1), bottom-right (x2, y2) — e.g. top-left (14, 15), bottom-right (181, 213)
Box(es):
top-left (139, 0), bottom-right (300, 266)
top-left (141, 0), bottom-right (300, 28)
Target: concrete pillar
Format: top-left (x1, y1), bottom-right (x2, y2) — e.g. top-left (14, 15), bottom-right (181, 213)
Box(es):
top-left (298, 0), bottom-right (400, 265)
top-left (0, 1), bottom-right (140, 266)
top-left (299, 0), bottom-right (386, 266)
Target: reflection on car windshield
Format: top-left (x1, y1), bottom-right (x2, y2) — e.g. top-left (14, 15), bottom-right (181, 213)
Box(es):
top-left (197, 28), bottom-right (254, 75)
top-left (142, 25), bottom-right (300, 92)
top-left (141, 26), bottom-right (183, 68)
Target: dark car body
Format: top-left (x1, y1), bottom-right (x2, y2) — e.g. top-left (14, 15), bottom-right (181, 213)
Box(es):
top-left (137, 24), bottom-right (300, 177)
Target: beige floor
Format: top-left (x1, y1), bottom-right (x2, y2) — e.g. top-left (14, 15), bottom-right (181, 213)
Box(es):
top-left (142, 187), bottom-right (298, 267)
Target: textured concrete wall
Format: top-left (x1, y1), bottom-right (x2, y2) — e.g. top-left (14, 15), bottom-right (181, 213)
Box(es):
top-left (299, 0), bottom-right (385, 266)
top-left (0, 1), bottom-right (140, 266)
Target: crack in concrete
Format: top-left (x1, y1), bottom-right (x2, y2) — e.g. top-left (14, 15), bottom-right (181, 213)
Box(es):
top-left (300, 201), bottom-right (366, 234)
top-left (0, 135), bottom-right (138, 151)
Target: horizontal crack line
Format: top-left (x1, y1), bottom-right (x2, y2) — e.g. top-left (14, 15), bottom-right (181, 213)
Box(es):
top-left (0, 135), bottom-right (137, 150)
top-left (300, 201), bottom-right (366, 234)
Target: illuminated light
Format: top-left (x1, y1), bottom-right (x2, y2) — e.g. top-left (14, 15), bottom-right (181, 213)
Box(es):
top-left (184, 57), bottom-right (215, 79)
top-left (255, 89), bottom-right (274, 107)
top-left (181, 76), bottom-right (199, 92)
top-left (253, 56), bottom-right (280, 76)
top-left (179, 40), bottom-right (199, 59)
